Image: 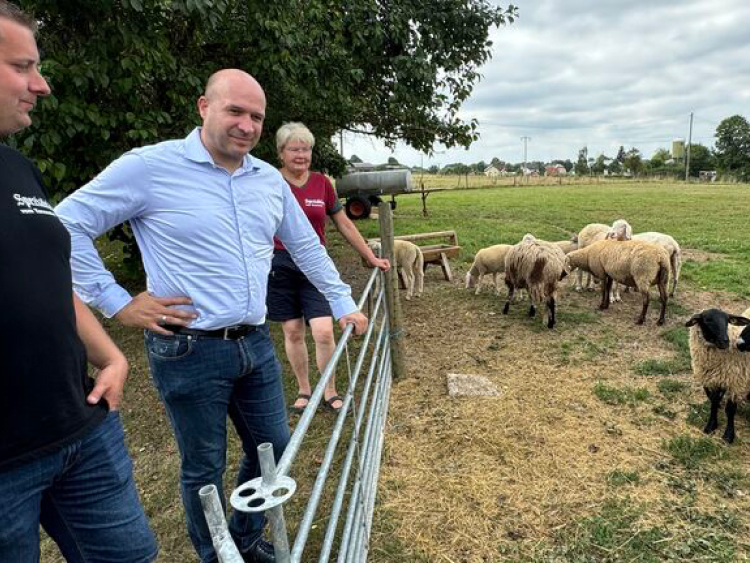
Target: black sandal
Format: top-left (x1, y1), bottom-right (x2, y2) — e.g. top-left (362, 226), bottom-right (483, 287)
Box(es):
top-left (289, 394), bottom-right (311, 414)
top-left (323, 395), bottom-right (343, 412)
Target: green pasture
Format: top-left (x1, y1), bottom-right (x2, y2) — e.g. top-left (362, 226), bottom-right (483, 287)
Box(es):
top-left (353, 179), bottom-right (750, 299)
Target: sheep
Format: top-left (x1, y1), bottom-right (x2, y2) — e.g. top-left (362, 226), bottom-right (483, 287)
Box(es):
top-left (465, 244), bottom-right (513, 295)
top-left (552, 235), bottom-right (579, 255)
top-left (574, 222), bottom-right (627, 302)
top-left (607, 230), bottom-right (683, 298)
top-left (687, 308), bottom-right (750, 443)
top-left (738, 321), bottom-right (750, 352)
top-left (574, 223), bottom-right (610, 292)
top-left (502, 234), bottom-right (569, 329)
top-left (565, 239), bottom-right (670, 325)
top-left (465, 238), bottom-right (574, 297)
top-left (607, 218), bottom-right (633, 241)
top-left (369, 240), bottom-right (424, 300)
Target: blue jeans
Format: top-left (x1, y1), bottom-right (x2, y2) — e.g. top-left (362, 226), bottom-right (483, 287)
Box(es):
top-left (0, 411), bottom-right (158, 563)
top-left (145, 324), bottom-right (290, 563)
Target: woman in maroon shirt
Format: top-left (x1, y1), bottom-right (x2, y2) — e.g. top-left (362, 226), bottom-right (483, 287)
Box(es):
top-left (267, 123), bottom-right (389, 413)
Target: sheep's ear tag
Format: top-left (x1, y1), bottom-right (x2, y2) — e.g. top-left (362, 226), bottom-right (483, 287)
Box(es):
top-left (685, 314), bottom-right (701, 327)
top-left (728, 315), bottom-right (750, 326)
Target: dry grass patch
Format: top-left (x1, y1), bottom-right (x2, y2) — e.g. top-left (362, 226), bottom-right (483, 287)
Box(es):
top-left (368, 264), bottom-right (750, 562)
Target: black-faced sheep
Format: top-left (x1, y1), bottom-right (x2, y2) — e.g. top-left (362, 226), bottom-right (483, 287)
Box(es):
top-left (687, 308), bottom-right (750, 443)
top-left (502, 235), bottom-right (569, 329)
top-left (565, 239), bottom-right (670, 325)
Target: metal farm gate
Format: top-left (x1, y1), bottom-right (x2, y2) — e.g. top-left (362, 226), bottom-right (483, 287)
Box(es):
top-left (201, 204), bottom-right (404, 563)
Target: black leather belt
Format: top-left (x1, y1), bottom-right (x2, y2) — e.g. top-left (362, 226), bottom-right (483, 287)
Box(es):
top-left (164, 324), bottom-right (258, 340)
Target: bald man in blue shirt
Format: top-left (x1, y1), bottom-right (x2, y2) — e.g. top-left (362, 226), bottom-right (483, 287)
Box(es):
top-left (56, 69), bottom-right (367, 563)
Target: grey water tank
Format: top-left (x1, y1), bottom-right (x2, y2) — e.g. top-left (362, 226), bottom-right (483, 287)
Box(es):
top-left (335, 169), bottom-right (413, 198)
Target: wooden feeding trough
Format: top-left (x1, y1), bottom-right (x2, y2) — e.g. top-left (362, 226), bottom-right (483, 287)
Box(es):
top-left (367, 230), bottom-right (461, 282)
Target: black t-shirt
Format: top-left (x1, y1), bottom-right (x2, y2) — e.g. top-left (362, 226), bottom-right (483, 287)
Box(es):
top-left (0, 145), bottom-right (107, 472)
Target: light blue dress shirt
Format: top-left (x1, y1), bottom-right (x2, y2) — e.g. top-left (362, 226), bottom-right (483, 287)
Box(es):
top-left (55, 128), bottom-right (357, 329)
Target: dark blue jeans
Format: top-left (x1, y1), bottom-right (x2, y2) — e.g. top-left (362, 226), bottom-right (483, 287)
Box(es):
top-left (0, 411), bottom-right (158, 562)
top-left (145, 324), bottom-right (290, 563)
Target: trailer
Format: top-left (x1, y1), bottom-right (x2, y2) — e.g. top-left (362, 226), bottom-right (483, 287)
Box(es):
top-left (335, 169), bottom-right (413, 220)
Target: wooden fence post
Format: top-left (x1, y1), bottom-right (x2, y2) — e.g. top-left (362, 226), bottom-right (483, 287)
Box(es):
top-left (378, 202), bottom-right (406, 380)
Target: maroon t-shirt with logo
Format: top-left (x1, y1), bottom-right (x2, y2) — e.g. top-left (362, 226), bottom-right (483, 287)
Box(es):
top-left (274, 171), bottom-right (343, 250)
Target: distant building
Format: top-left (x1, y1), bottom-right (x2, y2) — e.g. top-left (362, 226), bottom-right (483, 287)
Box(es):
top-left (347, 161), bottom-right (376, 172)
top-left (672, 139), bottom-right (685, 160)
top-left (545, 164), bottom-right (567, 176)
top-left (484, 165), bottom-right (501, 177)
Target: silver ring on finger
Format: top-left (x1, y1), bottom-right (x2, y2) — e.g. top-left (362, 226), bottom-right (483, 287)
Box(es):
top-left (159, 314), bottom-right (167, 325)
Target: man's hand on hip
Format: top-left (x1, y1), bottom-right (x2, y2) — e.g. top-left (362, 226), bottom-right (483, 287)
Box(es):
top-left (339, 311), bottom-right (368, 335)
top-left (115, 291), bottom-right (197, 335)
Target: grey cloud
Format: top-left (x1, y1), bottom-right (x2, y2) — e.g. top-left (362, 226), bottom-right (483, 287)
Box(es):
top-left (348, 0), bottom-right (750, 166)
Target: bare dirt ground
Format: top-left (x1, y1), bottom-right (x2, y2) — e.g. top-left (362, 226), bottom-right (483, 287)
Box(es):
top-left (334, 247), bottom-right (750, 563)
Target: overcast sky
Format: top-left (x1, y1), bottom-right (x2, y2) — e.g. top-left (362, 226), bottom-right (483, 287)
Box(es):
top-left (344, 0), bottom-right (750, 168)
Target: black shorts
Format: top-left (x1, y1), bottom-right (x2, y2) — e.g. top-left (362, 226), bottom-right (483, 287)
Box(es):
top-left (266, 249), bottom-right (333, 323)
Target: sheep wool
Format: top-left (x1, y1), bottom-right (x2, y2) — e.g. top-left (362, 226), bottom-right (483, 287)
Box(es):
top-left (368, 239), bottom-right (424, 300)
top-left (690, 326), bottom-right (749, 402)
top-left (632, 232), bottom-right (682, 297)
top-left (687, 307), bottom-right (750, 443)
top-left (689, 307), bottom-right (750, 403)
top-left (566, 239), bottom-right (669, 324)
top-left (574, 223), bottom-right (609, 291)
top-left (465, 244), bottom-right (513, 294)
top-left (503, 235), bottom-right (568, 329)
top-left (552, 239), bottom-right (578, 255)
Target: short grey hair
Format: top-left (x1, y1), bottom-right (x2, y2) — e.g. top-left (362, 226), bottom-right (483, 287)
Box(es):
top-left (276, 122), bottom-right (315, 154)
top-left (0, 1), bottom-right (38, 42)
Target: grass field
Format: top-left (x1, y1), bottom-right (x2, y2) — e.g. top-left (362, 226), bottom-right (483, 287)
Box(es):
top-left (354, 178), bottom-right (750, 298)
top-left (41, 179), bottom-right (750, 562)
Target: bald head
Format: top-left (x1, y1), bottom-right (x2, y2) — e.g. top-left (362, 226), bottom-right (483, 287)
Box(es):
top-left (204, 69), bottom-right (265, 105)
top-left (197, 69), bottom-right (267, 172)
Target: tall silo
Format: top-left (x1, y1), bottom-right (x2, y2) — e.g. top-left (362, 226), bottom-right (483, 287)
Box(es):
top-left (672, 139), bottom-right (685, 161)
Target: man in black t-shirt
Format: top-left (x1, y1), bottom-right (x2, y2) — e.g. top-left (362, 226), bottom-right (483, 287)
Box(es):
top-left (0, 2), bottom-right (157, 561)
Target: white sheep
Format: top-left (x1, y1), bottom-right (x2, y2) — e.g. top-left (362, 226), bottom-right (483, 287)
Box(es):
top-left (607, 218), bottom-right (633, 241)
top-left (465, 244), bottom-right (513, 295)
top-left (552, 237), bottom-right (579, 255)
top-left (369, 240), bottom-right (424, 300)
top-left (687, 307), bottom-right (750, 443)
top-left (573, 223), bottom-right (609, 293)
top-left (502, 234), bottom-right (569, 329)
top-left (607, 230), bottom-right (682, 297)
top-left (574, 224), bottom-right (610, 293)
top-left (565, 239), bottom-right (670, 325)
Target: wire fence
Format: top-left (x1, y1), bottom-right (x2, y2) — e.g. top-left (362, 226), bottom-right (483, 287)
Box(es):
top-left (200, 266), bottom-right (394, 563)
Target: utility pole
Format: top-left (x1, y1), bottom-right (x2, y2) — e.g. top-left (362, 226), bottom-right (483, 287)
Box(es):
top-left (521, 136), bottom-right (531, 177)
top-left (685, 112), bottom-right (693, 182)
top-left (339, 130), bottom-right (344, 158)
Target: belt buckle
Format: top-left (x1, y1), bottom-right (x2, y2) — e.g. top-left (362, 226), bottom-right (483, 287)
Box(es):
top-left (223, 325), bottom-right (243, 340)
